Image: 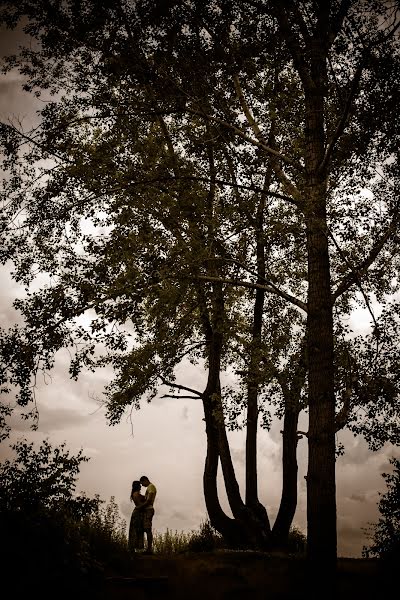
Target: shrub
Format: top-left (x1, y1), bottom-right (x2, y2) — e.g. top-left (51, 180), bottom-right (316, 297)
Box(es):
top-left (0, 436), bottom-right (134, 594)
top-left (81, 495), bottom-right (131, 570)
top-left (186, 519), bottom-right (225, 552)
top-left (287, 525), bottom-right (307, 555)
top-left (362, 457), bottom-right (400, 564)
top-left (152, 520), bottom-right (225, 554)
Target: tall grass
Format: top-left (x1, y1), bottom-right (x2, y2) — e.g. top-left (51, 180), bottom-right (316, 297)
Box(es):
top-left (152, 519), bottom-right (225, 554)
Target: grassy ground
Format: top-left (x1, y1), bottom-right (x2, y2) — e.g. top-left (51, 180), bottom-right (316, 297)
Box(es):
top-left (96, 551), bottom-right (391, 600)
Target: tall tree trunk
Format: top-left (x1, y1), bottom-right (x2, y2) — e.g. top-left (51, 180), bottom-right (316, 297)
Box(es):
top-left (304, 36), bottom-right (337, 568)
top-left (272, 4), bottom-right (337, 570)
top-left (305, 195), bottom-right (336, 566)
top-left (246, 183), bottom-right (271, 533)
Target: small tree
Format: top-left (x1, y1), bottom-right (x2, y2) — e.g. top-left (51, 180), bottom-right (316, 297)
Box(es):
top-left (363, 457), bottom-right (400, 564)
top-left (0, 437), bottom-right (103, 593)
top-left (0, 437), bottom-right (98, 515)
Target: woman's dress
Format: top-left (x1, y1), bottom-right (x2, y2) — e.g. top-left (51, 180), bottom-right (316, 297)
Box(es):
top-left (128, 494), bottom-right (145, 551)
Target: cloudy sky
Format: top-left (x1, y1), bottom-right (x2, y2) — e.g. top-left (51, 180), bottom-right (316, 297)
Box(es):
top-left (0, 20), bottom-right (398, 559)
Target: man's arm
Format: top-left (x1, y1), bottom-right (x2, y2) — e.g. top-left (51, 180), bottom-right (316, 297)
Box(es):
top-left (140, 490), bottom-right (155, 509)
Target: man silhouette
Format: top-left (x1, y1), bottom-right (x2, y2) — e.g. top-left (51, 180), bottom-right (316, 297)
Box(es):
top-left (138, 475), bottom-right (157, 554)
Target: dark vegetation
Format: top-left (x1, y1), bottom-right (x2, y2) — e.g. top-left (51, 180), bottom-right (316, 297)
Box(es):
top-left (0, 437), bottom-right (397, 599)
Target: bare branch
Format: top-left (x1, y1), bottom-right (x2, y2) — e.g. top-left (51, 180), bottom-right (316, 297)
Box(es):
top-left (160, 378), bottom-right (203, 398)
top-left (297, 430), bottom-right (309, 439)
top-left (161, 394), bottom-right (202, 400)
top-left (193, 274), bottom-right (308, 313)
top-left (328, 228), bottom-right (379, 329)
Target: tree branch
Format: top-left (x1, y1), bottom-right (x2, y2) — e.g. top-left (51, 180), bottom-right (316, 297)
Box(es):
top-left (187, 107), bottom-right (296, 167)
top-left (160, 378), bottom-right (203, 398)
top-left (193, 275), bottom-right (307, 313)
top-left (335, 375), bottom-right (357, 432)
top-left (318, 56), bottom-right (366, 174)
top-left (126, 175), bottom-right (302, 207)
top-left (232, 75), bottom-right (303, 204)
top-left (271, 1), bottom-right (315, 90)
top-left (328, 0), bottom-right (353, 47)
top-left (332, 215), bottom-right (399, 302)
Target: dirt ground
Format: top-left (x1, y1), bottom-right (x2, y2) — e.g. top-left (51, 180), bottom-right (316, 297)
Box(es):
top-left (93, 551), bottom-right (391, 600)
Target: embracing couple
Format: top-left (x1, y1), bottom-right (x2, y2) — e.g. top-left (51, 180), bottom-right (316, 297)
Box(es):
top-left (128, 475), bottom-right (157, 554)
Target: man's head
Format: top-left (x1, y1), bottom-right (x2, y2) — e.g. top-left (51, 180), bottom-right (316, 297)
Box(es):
top-left (140, 475), bottom-right (150, 487)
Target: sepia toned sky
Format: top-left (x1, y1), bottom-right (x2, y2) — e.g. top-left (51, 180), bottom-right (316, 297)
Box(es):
top-left (0, 22), bottom-right (398, 558)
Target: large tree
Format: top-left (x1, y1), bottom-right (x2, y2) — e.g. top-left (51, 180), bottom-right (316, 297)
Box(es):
top-left (1, 0), bottom-right (400, 572)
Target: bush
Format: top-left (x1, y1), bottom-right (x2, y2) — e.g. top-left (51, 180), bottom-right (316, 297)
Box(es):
top-left (0, 437), bottom-right (133, 595)
top-left (287, 525), bottom-right (307, 555)
top-left (152, 520), bottom-right (225, 554)
top-left (80, 495), bottom-right (131, 570)
top-left (362, 457), bottom-right (400, 564)
top-left (186, 519), bottom-right (225, 552)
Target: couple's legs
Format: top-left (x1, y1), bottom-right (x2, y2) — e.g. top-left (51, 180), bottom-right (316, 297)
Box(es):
top-left (143, 508), bottom-right (155, 553)
top-left (144, 527), bottom-right (153, 553)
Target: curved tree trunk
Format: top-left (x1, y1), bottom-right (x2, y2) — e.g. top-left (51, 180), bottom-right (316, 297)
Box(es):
top-left (203, 388), bottom-right (244, 545)
top-left (273, 341), bottom-right (306, 547)
top-left (202, 327), bottom-right (257, 546)
top-left (272, 406), bottom-right (300, 546)
top-left (194, 138), bottom-right (273, 548)
top-left (196, 273), bottom-right (271, 549)
top-left (207, 282), bottom-right (271, 549)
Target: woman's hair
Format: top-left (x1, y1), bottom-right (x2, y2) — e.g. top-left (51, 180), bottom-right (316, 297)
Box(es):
top-left (131, 480), bottom-right (141, 492)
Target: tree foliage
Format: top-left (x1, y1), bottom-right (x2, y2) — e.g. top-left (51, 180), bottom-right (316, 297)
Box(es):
top-left (0, 438), bottom-right (96, 514)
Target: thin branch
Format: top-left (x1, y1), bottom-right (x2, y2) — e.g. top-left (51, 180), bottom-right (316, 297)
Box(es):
top-left (335, 348), bottom-right (357, 432)
top-left (161, 394), bottom-right (201, 400)
top-left (160, 377), bottom-right (203, 398)
top-left (1, 121), bottom-right (69, 164)
top-left (332, 215), bottom-right (399, 302)
top-left (297, 430), bottom-right (309, 438)
top-left (233, 74), bottom-right (266, 144)
top-left (319, 56), bottom-right (366, 174)
top-left (187, 107), bottom-right (296, 167)
top-left (232, 75), bottom-right (303, 204)
top-left (328, 229), bottom-right (378, 329)
top-left (126, 174), bottom-right (301, 207)
top-left (193, 274), bottom-right (308, 313)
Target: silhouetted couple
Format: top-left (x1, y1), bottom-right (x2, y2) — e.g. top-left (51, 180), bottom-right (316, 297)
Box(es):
top-left (129, 475), bottom-right (157, 554)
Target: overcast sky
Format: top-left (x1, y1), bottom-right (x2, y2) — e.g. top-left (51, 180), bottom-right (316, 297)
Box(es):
top-left (0, 21), bottom-right (398, 559)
